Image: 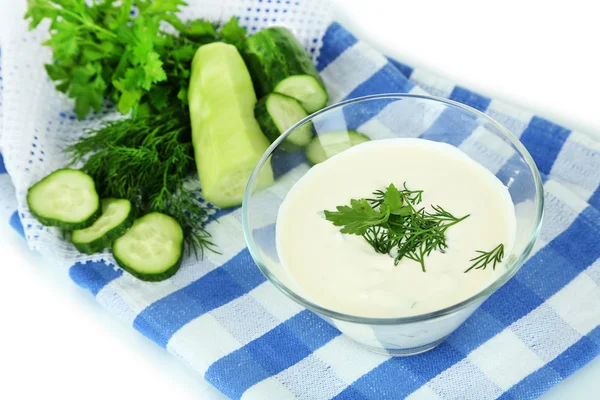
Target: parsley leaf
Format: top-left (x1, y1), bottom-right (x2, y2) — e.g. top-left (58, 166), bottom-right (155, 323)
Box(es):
top-left (68, 63), bottom-right (107, 118)
top-left (144, 0), bottom-right (187, 14)
top-left (25, 0), bottom-right (57, 29)
top-left (182, 19), bottom-right (218, 39)
top-left (25, 0), bottom-right (186, 119)
top-left (219, 17), bottom-right (247, 49)
top-left (324, 199), bottom-right (389, 235)
top-left (25, 1), bottom-right (249, 119)
top-left (383, 183), bottom-right (407, 215)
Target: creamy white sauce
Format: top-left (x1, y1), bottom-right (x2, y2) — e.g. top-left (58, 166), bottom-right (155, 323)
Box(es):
top-left (276, 138), bottom-right (516, 318)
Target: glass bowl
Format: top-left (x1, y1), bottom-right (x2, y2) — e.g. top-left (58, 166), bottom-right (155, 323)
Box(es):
top-left (242, 94), bottom-right (544, 356)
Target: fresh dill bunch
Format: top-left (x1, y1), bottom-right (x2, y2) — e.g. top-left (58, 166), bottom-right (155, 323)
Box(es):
top-left (68, 106), bottom-right (215, 257)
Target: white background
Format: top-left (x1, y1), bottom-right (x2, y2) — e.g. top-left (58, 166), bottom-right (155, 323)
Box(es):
top-left (1, 0), bottom-right (599, 399)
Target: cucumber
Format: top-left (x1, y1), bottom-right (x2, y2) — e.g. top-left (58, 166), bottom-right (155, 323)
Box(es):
top-left (305, 130), bottom-right (371, 165)
top-left (274, 75), bottom-right (327, 114)
top-left (242, 27), bottom-right (328, 113)
top-left (71, 198), bottom-right (134, 254)
top-left (112, 213), bottom-right (184, 282)
top-left (27, 169), bottom-right (100, 229)
top-left (188, 42), bottom-right (274, 208)
top-left (255, 93), bottom-right (312, 151)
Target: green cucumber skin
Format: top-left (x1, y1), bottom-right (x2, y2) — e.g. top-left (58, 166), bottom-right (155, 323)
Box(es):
top-left (29, 207), bottom-right (100, 230)
top-left (113, 248), bottom-right (183, 282)
top-left (242, 27), bottom-right (326, 98)
top-left (71, 202), bottom-right (135, 255)
top-left (254, 95), bottom-right (281, 143)
top-left (254, 95), bottom-right (279, 141)
top-left (111, 212), bottom-right (184, 282)
top-left (27, 168), bottom-right (100, 230)
top-left (254, 93), bottom-right (306, 152)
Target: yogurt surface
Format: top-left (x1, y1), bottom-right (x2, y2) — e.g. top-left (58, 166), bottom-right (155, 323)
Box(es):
top-left (276, 138), bottom-right (516, 318)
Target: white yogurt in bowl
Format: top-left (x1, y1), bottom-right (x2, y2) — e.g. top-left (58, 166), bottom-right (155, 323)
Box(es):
top-left (276, 138), bottom-right (517, 319)
top-left (243, 94), bottom-right (544, 356)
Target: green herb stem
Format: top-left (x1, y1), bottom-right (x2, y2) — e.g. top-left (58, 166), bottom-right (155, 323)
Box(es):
top-left (465, 244), bottom-right (505, 273)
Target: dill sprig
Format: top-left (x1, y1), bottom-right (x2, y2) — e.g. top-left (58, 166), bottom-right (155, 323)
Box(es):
top-left (367, 183), bottom-right (423, 208)
top-left (364, 187), bottom-right (468, 271)
top-left (68, 106), bottom-right (216, 257)
top-left (393, 206), bottom-right (469, 271)
top-left (464, 244), bottom-right (505, 273)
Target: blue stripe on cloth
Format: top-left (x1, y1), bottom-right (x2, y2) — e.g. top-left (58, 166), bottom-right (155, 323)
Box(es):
top-left (480, 278), bottom-right (543, 326)
top-left (448, 86), bottom-right (491, 112)
top-left (9, 210), bottom-right (24, 237)
top-left (501, 331), bottom-right (600, 399)
top-left (547, 335), bottom-right (600, 377)
top-left (420, 107), bottom-right (479, 147)
top-left (344, 63), bottom-right (415, 100)
top-left (497, 365), bottom-right (562, 400)
top-left (387, 57), bottom-right (414, 79)
top-left (339, 64), bottom-right (415, 130)
top-left (515, 206), bottom-right (600, 298)
top-left (133, 248), bottom-right (266, 348)
top-left (205, 310), bottom-right (341, 400)
top-left (210, 206), bottom-right (239, 220)
top-left (334, 342), bottom-right (464, 399)
top-left (495, 154), bottom-right (541, 205)
top-left (271, 148), bottom-right (308, 179)
top-left (316, 22), bottom-right (358, 71)
top-left (519, 116), bottom-right (571, 175)
top-left (69, 261), bottom-right (123, 296)
top-left (588, 326), bottom-right (600, 345)
top-left (588, 186), bottom-right (600, 211)
top-left (342, 98), bottom-right (396, 131)
top-left (445, 309), bottom-right (506, 354)
top-left (0, 153), bottom-right (7, 174)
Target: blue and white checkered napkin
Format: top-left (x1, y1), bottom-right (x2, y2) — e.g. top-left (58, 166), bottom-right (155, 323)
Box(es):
top-left (2, 20), bottom-right (600, 400)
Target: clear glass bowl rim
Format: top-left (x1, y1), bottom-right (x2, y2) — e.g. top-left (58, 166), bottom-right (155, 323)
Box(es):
top-left (242, 93), bottom-right (544, 326)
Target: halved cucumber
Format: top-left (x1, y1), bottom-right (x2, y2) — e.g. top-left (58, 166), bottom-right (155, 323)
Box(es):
top-left (188, 42), bottom-right (274, 208)
top-left (112, 213), bottom-right (183, 282)
top-left (27, 168), bottom-right (100, 229)
top-left (72, 198), bottom-right (134, 254)
top-left (305, 130), bottom-right (371, 165)
top-left (242, 27), bottom-right (328, 113)
top-left (274, 75), bottom-right (328, 114)
top-left (255, 93), bottom-right (312, 152)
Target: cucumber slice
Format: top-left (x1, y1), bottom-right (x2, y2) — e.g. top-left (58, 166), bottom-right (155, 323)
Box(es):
top-left (274, 75), bottom-right (328, 114)
top-left (255, 93), bottom-right (312, 152)
top-left (72, 198), bottom-right (134, 254)
top-left (188, 42), bottom-right (274, 208)
top-left (112, 213), bottom-right (184, 282)
top-left (305, 130), bottom-right (371, 165)
top-left (242, 27), bottom-right (328, 113)
top-left (27, 168), bottom-right (100, 229)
